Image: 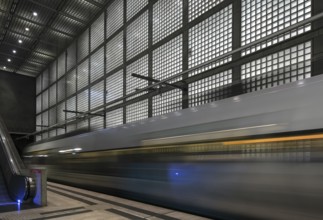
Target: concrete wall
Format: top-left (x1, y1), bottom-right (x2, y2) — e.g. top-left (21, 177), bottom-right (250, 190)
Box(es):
top-left (0, 70), bottom-right (35, 134)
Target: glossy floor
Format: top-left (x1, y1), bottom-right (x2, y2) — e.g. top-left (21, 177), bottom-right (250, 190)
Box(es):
top-left (0, 182), bottom-right (209, 220)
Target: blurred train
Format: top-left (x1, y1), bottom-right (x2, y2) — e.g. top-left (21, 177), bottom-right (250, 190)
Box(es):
top-left (23, 74), bottom-right (323, 220)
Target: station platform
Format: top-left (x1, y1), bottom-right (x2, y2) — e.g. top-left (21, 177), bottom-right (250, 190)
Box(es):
top-left (0, 182), bottom-right (209, 220)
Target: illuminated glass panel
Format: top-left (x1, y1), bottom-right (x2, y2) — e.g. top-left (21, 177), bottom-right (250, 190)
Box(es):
top-left (241, 0), bottom-right (311, 55)
top-left (153, 0), bottom-right (182, 43)
top-left (241, 41), bottom-right (311, 92)
top-left (106, 0), bottom-right (124, 39)
top-left (189, 69), bottom-right (232, 107)
top-left (152, 89), bottom-right (182, 116)
top-left (126, 99), bottom-right (148, 123)
top-left (153, 35), bottom-right (182, 83)
top-left (189, 5), bottom-right (232, 76)
top-left (189, 0), bottom-right (224, 21)
top-left (127, 11), bottom-right (148, 60)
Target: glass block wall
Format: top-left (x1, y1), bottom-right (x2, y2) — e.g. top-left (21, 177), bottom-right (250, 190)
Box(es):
top-left (35, 0), bottom-right (314, 142)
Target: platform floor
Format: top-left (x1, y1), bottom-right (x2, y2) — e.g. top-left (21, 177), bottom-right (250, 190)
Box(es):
top-left (0, 182), bottom-right (209, 220)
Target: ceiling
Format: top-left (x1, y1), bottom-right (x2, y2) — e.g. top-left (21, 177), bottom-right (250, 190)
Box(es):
top-left (0, 0), bottom-right (110, 77)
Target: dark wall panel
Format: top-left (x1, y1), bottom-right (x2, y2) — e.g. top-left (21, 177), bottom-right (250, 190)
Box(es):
top-left (0, 70), bottom-right (35, 133)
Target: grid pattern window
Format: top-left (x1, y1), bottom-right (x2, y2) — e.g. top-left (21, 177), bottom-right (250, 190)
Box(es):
top-left (90, 117), bottom-right (104, 131)
top-left (106, 32), bottom-right (123, 74)
top-left (42, 89), bottom-right (49, 110)
top-left (126, 99), bottom-right (148, 123)
top-left (66, 69), bottom-right (77, 97)
top-left (241, 41), bottom-right (311, 92)
top-left (91, 13), bottom-right (105, 51)
top-left (36, 115), bottom-right (41, 132)
top-left (189, 0), bottom-right (224, 21)
top-left (57, 77), bottom-right (66, 102)
top-left (106, 108), bottom-right (123, 128)
top-left (91, 47), bottom-right (104, 82)
top-left (241, 0), bottom-right (311, 56)
top-left (36, 75), bottom-right (42, 95)
top-left (42, 69), bottom-right (49, 90)
top-left (49, 129), bottom-right (56, 138)
top-left (49, 84), bottom-right (56, 107)
top-left (42, 111), bottom-right (48, 139)
top-left (78, 29), bottom-right (89, 62)
top-left (49, 61), bottom-right (57, 84)
top-left (189, 69), bottom-right (232, 107)
top-left (57, 102), bottom-right (65, 123)
top-left (67, 42), bottom-right (76, 71)
top-left (77, 89), bottom-right (89, 129)
top-left (106, 70), bottom-right (123, 106)
top-left (127, 0), bottom-right (148, 20)
top-left (57, 52), bottom-right (66, 78)
top-left (127, 11), bottom-right (148, 60)
top-left (153, 0), bottom-right (182, 44)
top-left (57, 102), bottom-right (66, 135)
top-left (126, 55), bottom-right (148, 98)
top-left (36, 95), bottom-right (41, 113)
top-left (36, 135), bottom-right (41, 142)
top-left (153, 35), bottom-right (182, 83)
top-left (78, 59), bottom-right (89, 90)
top-left (49, 107), bottom-right (56, 126)
top-left (106, 0), bottom-right (124, 39)
top-left (90, 81), bottom-right (104, 110)
top-left (66, 96), bottom-right (76, 133)
top-left (189, 5), bottom-right (232, 77)
top-left (152, 89), bottom-right (182, 116)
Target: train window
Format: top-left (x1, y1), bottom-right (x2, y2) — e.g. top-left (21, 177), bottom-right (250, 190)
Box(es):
top-left (126, 55), bottom-right (148, 99)
top-left (106, 32), bottom-right (123, 74)
top-left (241, 0), bottom-right (311, 56)
top-left (153, 0), bottom-right (182, 44)
top-left (189, 0), bottom-right (224, 22)
top-left (152, 89), bottom-right (182, 116)
top-left (127, 11), bottom-right (148, 60)
top-left (188, 5), bottom-right (232, 76)
top-left (189, 69), bottom-right (232, 107)
top-left (153, 35), bottom-right (182, 83)
top-left (106, 0), bottom-right (123, 39)
top-left (126, 99), bottom-right (148, 123)
top-left (242, 41), bottom-right (311, 92)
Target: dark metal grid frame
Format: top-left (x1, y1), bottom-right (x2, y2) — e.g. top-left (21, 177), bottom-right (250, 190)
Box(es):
top-left (32, 0), bottom-right (323, 142)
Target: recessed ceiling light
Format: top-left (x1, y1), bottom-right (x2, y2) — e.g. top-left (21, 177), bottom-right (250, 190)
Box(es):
top-left (25, 27), bottom-right (30, 31)
top-left (33, 12), bottom-right (38, 16)
top-left (3, 66), bottom-right (6, 69)
top-left (7, 58), bottom-right (11, 62)
top-left (18, 39), bottom-right (22, 44)
top-left (13, 50), bottom-right (16, 54)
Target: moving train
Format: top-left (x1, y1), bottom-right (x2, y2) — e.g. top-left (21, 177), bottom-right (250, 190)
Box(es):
top-left (23, 74), bottom-right (323, 220)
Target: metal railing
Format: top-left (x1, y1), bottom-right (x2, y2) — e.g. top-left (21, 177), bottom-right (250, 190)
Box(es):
top-left (0, 114), bottom-right (35, 201)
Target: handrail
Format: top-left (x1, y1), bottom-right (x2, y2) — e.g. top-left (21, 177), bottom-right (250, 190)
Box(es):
top-left (0, 114), bottom-right (35, 201)
top-left (20, 11), bottom-right (323, 140)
